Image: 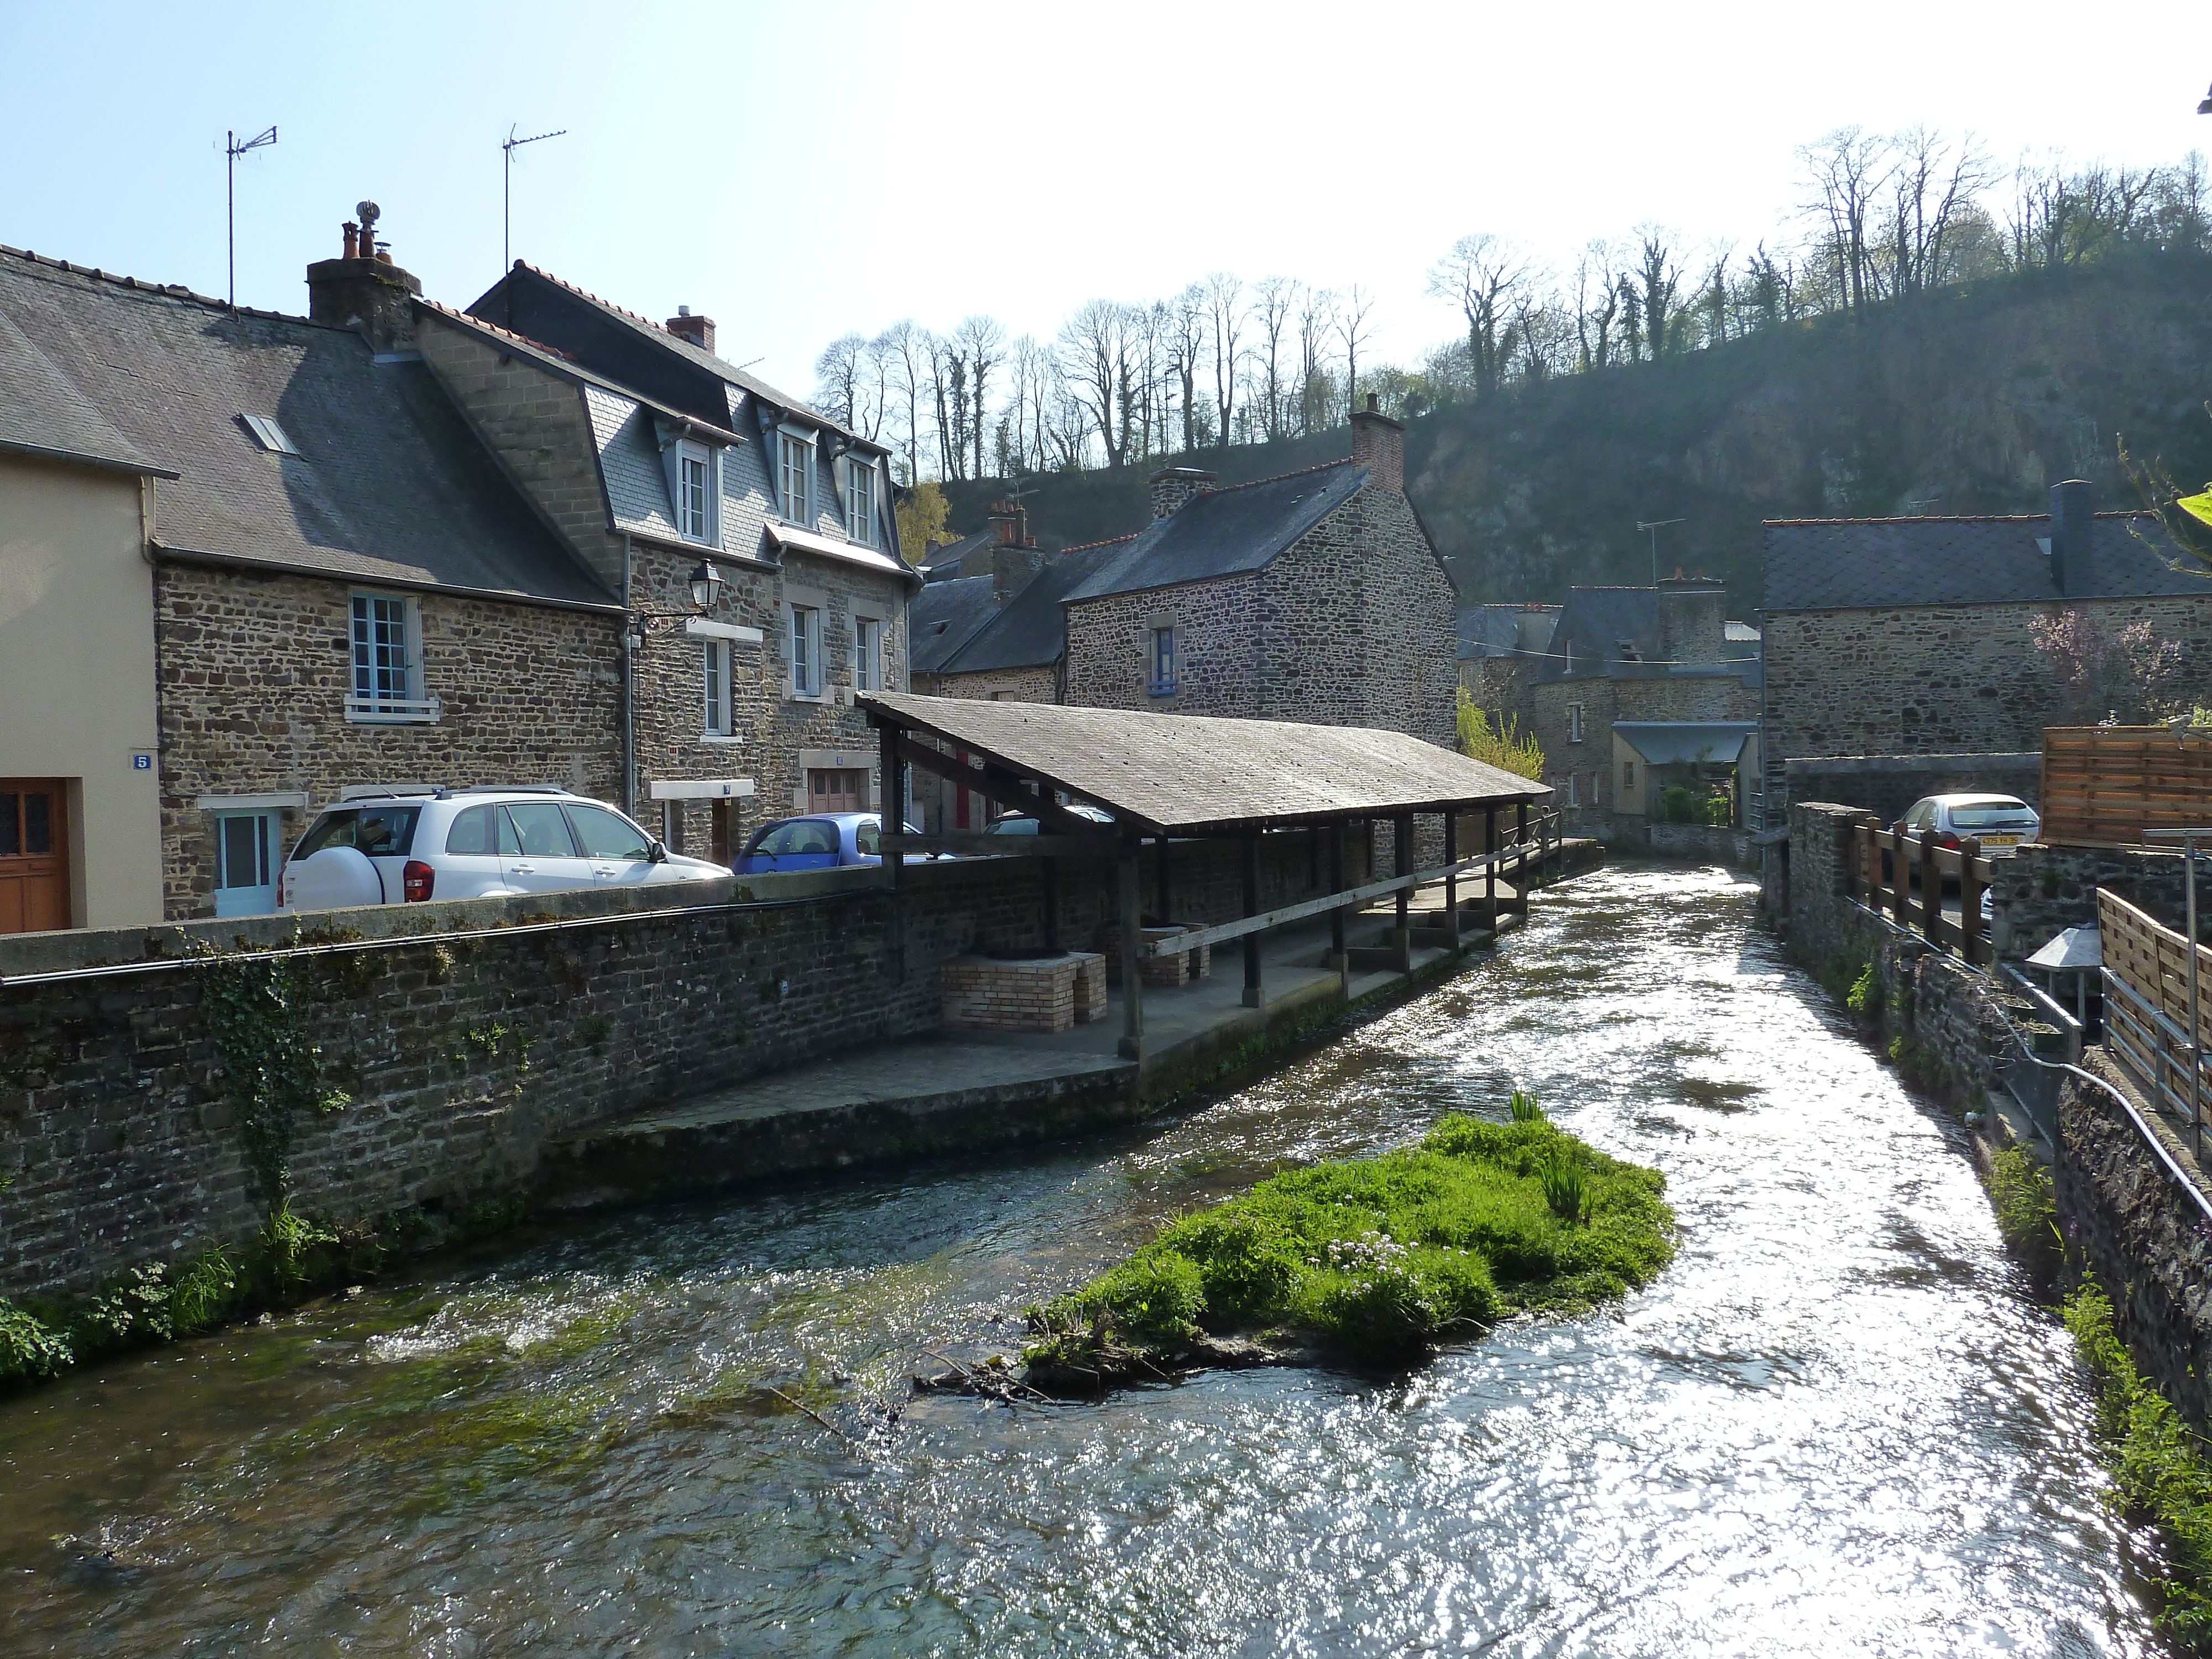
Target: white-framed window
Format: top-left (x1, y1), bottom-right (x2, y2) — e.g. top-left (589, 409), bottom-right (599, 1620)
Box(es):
top-left (673, 441), bottom-right (717, 543)
top-left (779, 430), bottom-right (813, 524)
top-left (854, 615), bottom-right (882, 692)
top-left (1622, 759), bottom-right (1636, 796)
top-left (1147, 625), bottom-right (1177, 695)
top-left (703, 640), bottom-right (733, 735)
top-left (1566, 773), bottom-right (1580, 807)
top-left (790, 603), bottom-right (822, 698)
top-left (347, 591), bottom-right (440, 723)
top-left (1566, 702), bottom-right (1585, 743)
top-left (843, 455), bottom-right (877, 545)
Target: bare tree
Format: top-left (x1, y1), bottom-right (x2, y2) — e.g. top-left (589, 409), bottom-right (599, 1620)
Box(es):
top-left (1059, 299), bottom-right (1135, 469)
top-left (1571, 241), bottom-right (1621, 370)
top-left (1799, 126), bottom-right (1892, 319)
top-left (954, 315), bottom-right (1006, 479)
top-left (1632, 229), bottom-right (1685, 361)
top-left (1427, 233), bottom-right (1528, 399)
top-left (1334, 284), bottom-right (1377, 420)
top-left (874, 320), bottom-right (930, 484)
top-left (1250, 276), bottom-right (1296, 439)
top-left (812, 333), bottom-right (865, 430)
top-left (1882, 127), bottom-right (1993, 296)
top-left (1295, 286), bottom-right (1338, 434)
top-left (1202, 272), bottom-right (1244, 450)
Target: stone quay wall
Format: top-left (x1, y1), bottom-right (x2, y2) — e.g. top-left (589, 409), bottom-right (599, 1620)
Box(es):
top-left (0, 828), bottom-right (1378, 1304)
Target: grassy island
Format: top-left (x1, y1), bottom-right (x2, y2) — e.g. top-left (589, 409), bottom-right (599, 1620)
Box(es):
top-left (1024, 1097), bottom-right (1674, 1389)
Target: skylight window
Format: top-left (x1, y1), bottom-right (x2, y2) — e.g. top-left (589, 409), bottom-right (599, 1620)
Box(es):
top-left (241, 413), bottom-right (300, 455)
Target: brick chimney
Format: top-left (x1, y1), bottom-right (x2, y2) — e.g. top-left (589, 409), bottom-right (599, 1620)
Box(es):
top-left (987, 498), bottom-right (1035, 547)
top-left (1656, 571), bottom-right (1726, 666)
top-left (305, 204), bottom-right (421, 354)
top-left (2049, 478), bottom-right (2095, 596)
top-left (666, 306), bottom-right (716, 353)
top-left (1149, 466), bottom-right (1215, 520)
top-left (1349, 393), bottom-right (1404, 492)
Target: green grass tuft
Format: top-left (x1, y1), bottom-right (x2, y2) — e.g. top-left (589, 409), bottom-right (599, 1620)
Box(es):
top-left (2064, 1281), bottom-right (2212, 1643)
top-left (1985, 1146), bottom-right (2059, 1284)
top-left (1509, 1088), bottom-right (1543, 1123)
top-left (1026, 1108), bottom-right (1673, 1373)
top-left (1845, 961), bottom-right (1876, 1016)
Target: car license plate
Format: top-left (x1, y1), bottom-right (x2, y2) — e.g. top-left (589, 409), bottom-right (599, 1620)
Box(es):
top-left (1979, 834), bottom-right (2019, 848)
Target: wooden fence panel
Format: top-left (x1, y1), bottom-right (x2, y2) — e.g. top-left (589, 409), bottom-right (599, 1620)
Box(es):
top-left (2100, 888), bottom-right (2212, 1038)
top-left (2042, 727), bottom-right (2212, 848)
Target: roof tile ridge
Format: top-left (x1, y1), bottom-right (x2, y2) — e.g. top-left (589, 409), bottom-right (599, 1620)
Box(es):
top-left (1053, 532), bottom-right (1140, 556)
top-left (0, 242), bottom-right (327, 326)
top-left (1208, 456), bottom-right (1359, 494)
top-left (422, 296), bottom-right (580, 363)
top-left (1765, 513), bottom-right (2047, 525)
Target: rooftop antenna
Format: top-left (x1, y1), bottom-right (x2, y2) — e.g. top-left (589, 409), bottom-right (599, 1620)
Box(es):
top-left (502, 123), bottom-right (567, 322)
top-left (225, 126), bottom-right (277, 309)
top-left (1636, 517), bottom-right (1686, 586)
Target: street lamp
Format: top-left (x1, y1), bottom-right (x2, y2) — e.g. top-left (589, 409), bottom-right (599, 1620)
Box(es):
top-left (630, 560), bottom-right (723, 649)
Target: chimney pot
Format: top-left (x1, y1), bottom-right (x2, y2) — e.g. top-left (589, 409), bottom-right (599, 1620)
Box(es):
top-left (1365, 392), bottom-right (1379, 414)
top-left (306, 208), bottom-right (421, 354)
top-left (341, 222), bottom-right (359, 259)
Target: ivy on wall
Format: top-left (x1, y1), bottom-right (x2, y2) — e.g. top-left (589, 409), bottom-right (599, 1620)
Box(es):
top-left (194, 948), bottom-right (352, 1206)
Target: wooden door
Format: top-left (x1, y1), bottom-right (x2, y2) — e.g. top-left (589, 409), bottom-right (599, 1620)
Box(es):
top-left (0, 780), bottom-right (71, 934)
top-left (808, 769), bottom-right (867, 816)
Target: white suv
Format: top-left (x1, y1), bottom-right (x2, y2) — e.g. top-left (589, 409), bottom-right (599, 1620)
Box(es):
top-left (276, 787), bottom-right (730, 913)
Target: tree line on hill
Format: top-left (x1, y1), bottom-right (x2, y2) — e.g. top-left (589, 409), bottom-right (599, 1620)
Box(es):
top-left (814, 129), bottom-right (2211, 490)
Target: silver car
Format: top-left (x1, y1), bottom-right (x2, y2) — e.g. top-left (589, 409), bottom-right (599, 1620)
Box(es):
top-left (1897, 793), bottom-right (2041, 853)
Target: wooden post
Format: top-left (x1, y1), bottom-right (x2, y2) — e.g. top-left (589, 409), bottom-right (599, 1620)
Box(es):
top-left (1241, 831), bottom-right (1264, 1009)
top-left (1959, 836), bottom-right (1983, 964)
top-left (1392, 813), bottom-right (1413, 971)
top-left (1041, 855), bottom-right (1060, 954)
top-left (1443, 810), bottom-right (1461, 950)
top-left (1515, 801), bottom-right (1529, 914)
top-left (1118, 841), bottom-right (1144, 1061)
top-left (1154, 833), bottom-right (1172, 924)
top-left (1329, 820), bottom-right (1348, 977)
top-left (1918, 829), bottom-right (1942, 943)
top-left (879, 721), bottom-right (905, 984)
top-left (1889, 828), bottom-right (1911, 931)
top-left (1485, 806), bottom-right (1498, 923)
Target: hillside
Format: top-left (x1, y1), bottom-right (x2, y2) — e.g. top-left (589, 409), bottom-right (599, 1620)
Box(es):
top-left (941, 252), bottom-right (2212, 610)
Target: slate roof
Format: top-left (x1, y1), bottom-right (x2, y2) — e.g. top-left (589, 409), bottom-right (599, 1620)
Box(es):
top-left (1533, 586), bottom-right (1759, 685)
top-left (909, 575), bottom-right (1000, 675)
top-left (860, 691), bottom-right (1547, 833)
top-left (1061, 462), bottom-right (1366, 603)
top-left (472, 264), bottom-right (878, 449)
top-left (1613, 721), bottom-right (1757, 766)
top-left (0, 300), bottom-right (164, 475)
top-left (1457, 603), bottom-right (1558, 660)
top-left (940, 544), bottom-right (1121, 675)
top-left (920, 529), bottom-right (999, 578)
top-left (0, 247), bottom-right (613, 605)
top-left (1763, 513), bottom-right (2208, 610)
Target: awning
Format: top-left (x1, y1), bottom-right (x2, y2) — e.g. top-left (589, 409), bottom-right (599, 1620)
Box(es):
top-left (764, 521), bottom-right (921, 587)
top-left (2026, 926), bottom-right (2101, 972)
top-left (860, 691), bottom-right (1548, 835)
top-left (1613, 721), bottom-right (1757, 768)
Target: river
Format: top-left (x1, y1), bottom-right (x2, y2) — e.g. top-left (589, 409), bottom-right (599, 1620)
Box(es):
top-left (0, 862), bottom-right (2169, 1656)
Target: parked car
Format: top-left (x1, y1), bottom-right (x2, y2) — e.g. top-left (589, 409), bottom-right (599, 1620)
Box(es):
top-left (733, 812), bottom-right (929, 873)
top-left (985, 804), bottom-right (1115, 835)
top-left (1897, 793), bottom-right (2042, 852)
top-left (278, 787), bottom-right (728, 912)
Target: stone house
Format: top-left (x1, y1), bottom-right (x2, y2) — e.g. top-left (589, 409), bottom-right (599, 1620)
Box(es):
top-left (1457, 603), bottom-right (1558, 716)
top-left (1760, 481), bottom-right (2212, 828)
top-left (410, 252), bottom-right (917, 859)
top-left (0, 239), bottom-right (623, 929)
top-left (1058, 402), bottom-right (1457, 747)
top-left (1524, 577), bottom-right (1762, 821)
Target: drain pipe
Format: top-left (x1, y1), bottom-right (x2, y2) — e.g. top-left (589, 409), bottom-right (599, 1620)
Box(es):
top-left (620, 533), bottom-right (637, 820)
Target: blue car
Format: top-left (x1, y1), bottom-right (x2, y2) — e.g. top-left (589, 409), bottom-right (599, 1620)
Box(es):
top-left (734, 812), bottom-right (927, 873)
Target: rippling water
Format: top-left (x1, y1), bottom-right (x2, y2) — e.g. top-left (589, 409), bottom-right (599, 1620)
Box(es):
top-left (0, 863), bottom-right (2169, 1656)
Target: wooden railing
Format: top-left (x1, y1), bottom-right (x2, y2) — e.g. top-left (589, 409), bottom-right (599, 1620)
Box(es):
top-left (1849, 821), bottom-right (1998, 966)
top-left (2099, 889), bottom-right (2212, 1152)
top-left (2042, 726), bottom-right (2212, 848)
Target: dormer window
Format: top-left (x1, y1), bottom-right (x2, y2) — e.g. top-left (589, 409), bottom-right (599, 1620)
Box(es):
top-left (778, 430), bottom-right (812, 525)
top-left (667, 439), bottom-right (718, 544)
top-left (843, 455), bottom-right (877, 545)
top-left (241, 413), bottom-right (300, 455)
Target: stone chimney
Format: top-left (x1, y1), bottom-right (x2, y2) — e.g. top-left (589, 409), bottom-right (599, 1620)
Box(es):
top-left (305, 204), bottom-right (421, 354)
top-left (1149, 466), bottom-right (1216, 520)
top-left (987, 545), bottom-right (1042, 602)
top-left (1656, 571), bottom-right (1726, 666)
top-left (2049, 478), bottom-right (2095, 596)
top-left (666, 306), bottom-right (716, 353)
top-left (1349, 393), bottom-right (1404, 492)
top-left (986, 498), bottom-right (1035, 547)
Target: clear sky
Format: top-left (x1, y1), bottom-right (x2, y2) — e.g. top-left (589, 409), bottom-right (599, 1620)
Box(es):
top-left (2, 1), bottom-right (2208, 401)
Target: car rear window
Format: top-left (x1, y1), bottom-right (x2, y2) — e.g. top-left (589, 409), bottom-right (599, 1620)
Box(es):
top-left (854, 817), bottom-right (881, 857)
top-left (1952, 804), bottom-right (2036, 828)
top-left (293, 805), bottom-right (420, 860)
top-left (757, 820), bottom-right (838, 857)
top-left (502, 802), bottom-right (579, 858)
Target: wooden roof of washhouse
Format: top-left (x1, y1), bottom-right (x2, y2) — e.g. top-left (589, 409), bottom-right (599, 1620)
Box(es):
top-left (860, 692), bottom-right (1548, 836)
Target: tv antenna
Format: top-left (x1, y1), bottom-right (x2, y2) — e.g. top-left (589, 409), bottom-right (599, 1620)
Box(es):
top-left (225, 126), bottom-right (277, 308)
top-left (502, 123), bottom-right (567, 282)
top-left (1636, 517), bottom-right (1686, 586)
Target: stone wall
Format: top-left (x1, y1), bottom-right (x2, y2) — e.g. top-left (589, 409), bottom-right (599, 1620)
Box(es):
top-left (154, 561), bottom-right (624, 920)
top-left (0, 827), bottom-right (1375, 1303)
top-left (933, 665), bottom-right (1058, 704)
top-left (1761, 593), bottom-right (2212, 818)
top-left (1781, 752), bottom-right (2042, 831)
top-left (1985, 841), bottom-right (2192, 958)
top-left (1527, 670), bottom-right (1758, 813)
